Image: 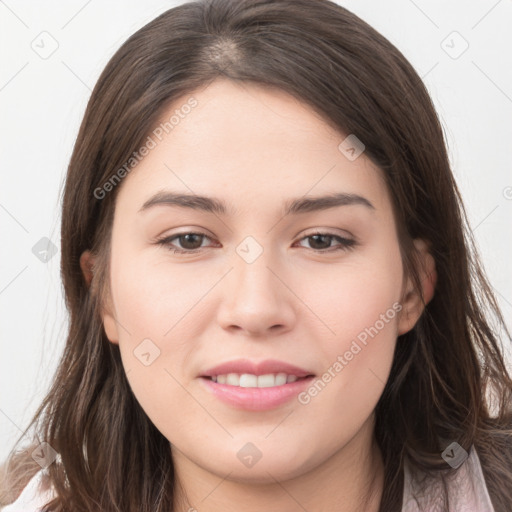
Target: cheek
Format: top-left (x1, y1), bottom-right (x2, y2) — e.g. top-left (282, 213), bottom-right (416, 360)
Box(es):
top-left (297, 247), bottom-right (402, 411)
top-left (304, 248), bottom-right (403, 348)
top-left (295, 296), bottom-right (399, 452)
top-left (108, 254), bottom-right (213, 423)
top-left (111, 250), bottom-right (213, 343)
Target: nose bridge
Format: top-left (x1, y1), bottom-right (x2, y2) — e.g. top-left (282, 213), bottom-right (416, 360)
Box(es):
top-left (217, 236), bottom-right (295, 334)
top-left (231, 236), bottom-right (280, 305)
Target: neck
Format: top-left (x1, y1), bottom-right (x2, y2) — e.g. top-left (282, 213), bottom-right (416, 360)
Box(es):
top-left (172, 415), bottom-right (384, 512)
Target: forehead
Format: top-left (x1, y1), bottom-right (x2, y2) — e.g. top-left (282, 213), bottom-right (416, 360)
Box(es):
top-left (114, 79), bottom-right (391, 218)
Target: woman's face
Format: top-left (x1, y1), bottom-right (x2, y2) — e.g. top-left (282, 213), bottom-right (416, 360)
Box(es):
top-left (96, 79), bottom-right (427, 482)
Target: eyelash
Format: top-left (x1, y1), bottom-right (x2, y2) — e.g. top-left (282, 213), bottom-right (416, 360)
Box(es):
top-left (154, 231), bottom-right (357, 255)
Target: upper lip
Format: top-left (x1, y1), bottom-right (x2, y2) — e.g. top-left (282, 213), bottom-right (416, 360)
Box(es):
top-left (200, 359), bottom-right (315, 378)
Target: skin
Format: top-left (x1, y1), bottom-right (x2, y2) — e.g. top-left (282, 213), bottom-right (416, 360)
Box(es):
top-left (80, 79), bottom-right (436, 511)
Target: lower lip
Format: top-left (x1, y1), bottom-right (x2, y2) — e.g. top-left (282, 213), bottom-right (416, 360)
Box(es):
top-left (199, 376), bottom-right (315, 411)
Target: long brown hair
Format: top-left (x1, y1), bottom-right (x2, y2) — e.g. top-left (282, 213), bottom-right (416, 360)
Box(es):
top-left (2, 1), bottom-right (511, 510)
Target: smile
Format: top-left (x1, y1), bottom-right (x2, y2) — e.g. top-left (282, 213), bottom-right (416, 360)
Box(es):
top-left (207, 372), bottom-right (306, 388)
top-left (200, 375), bottom-right (315, 411)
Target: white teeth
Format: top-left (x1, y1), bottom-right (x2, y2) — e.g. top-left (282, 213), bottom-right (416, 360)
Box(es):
top-left (240, 374), bottom-right (257, 387)
top-left (209, 372), bottom-right (304, 388)
top-left (275, 373), bottom-right (287, 386)
top-left (226, 373), bottom-right (240, 386)
top-left (257, 374), bottom-right (275, 388)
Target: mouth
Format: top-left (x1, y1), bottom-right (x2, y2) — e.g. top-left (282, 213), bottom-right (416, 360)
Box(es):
top-left (200, 373), bottom-right (314, 388)
top-left (199, 373), bottom-right (316, 411)
top-left (198, 358), bottom-right (316, 410)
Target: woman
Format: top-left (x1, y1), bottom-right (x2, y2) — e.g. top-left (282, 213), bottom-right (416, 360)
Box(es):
top-left (2, 0), bottom-right (511, 510)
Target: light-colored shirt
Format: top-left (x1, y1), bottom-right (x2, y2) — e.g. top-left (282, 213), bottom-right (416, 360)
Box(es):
top-left (1, 468), bottom-right (54, 512)
top-left (402, 445), bottom-right (496, 511)
top-left (2, 446), bottom-right (496, 511)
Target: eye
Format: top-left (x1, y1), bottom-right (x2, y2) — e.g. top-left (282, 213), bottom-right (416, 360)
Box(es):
top-left (154, 230), bottom-right (357, 254)
top-left (294, 232), bottom-right (356, 253)
top-left (155, 232), bottom-right (215, 254)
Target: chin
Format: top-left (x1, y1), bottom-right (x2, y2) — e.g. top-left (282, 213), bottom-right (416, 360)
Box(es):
top-left (192, 443), bottom-right (320, 484)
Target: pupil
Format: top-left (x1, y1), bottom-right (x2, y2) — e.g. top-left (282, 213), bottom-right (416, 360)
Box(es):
top-left (182, 234), bottom-right (201, 249)
top-left (310, 234), bottom-right (330, 249)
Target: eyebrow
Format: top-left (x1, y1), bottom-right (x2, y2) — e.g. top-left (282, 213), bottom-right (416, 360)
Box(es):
top-left (138, 190), bottom-right (375, 217)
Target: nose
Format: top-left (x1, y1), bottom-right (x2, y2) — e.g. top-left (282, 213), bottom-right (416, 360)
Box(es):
top-left (216, 251), bottom-right (296, 337)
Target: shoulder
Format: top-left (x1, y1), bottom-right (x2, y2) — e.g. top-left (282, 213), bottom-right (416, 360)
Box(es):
top-left (1, 468), bottom-right (56, 512)
top-left (475, 425), bottom-right (512, 512)
top-left (402, 445), bottom-right (496, 512)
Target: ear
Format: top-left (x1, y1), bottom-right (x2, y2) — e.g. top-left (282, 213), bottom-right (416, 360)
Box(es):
top-left (79, 250), bottom-right (94, 288)
top-left (79, 250), bottom-right (119, 344)
top-left (397, 239), bottom-right (437, 336)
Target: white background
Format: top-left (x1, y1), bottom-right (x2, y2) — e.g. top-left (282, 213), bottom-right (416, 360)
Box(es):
top-left (1, 0), bottom-right (511, 464)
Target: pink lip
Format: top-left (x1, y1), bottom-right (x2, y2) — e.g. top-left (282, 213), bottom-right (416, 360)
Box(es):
top-left (198, 358), bottom-right (316, 411)
top-left (199, 375), bottom-right (315, 411)
top-left (200, 358), bottom-right (314, 378)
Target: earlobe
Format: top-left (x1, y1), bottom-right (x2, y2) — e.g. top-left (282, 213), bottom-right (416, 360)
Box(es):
top-left (80, 249), bottom-right (119, 344)
top-left (421, 250), bottom-right (437, 306)
top-left (101, 306), bottom-right (120, 345)
top-left (397, 239), bottom-right (437, 336)
top-left (80, 250), bottom-right (95, 288)
top-left (99, 287), bottom-right (120, 345)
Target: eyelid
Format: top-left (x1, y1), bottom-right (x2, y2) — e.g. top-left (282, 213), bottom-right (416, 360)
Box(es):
top-left (154, 230), bottom-right (216, 251)
top-left (300, 226), bottom-right (355, 240)
top-left (154, 227), bottom-right (358, 254)
top-left (157, 226), bottom-right (355, 241)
